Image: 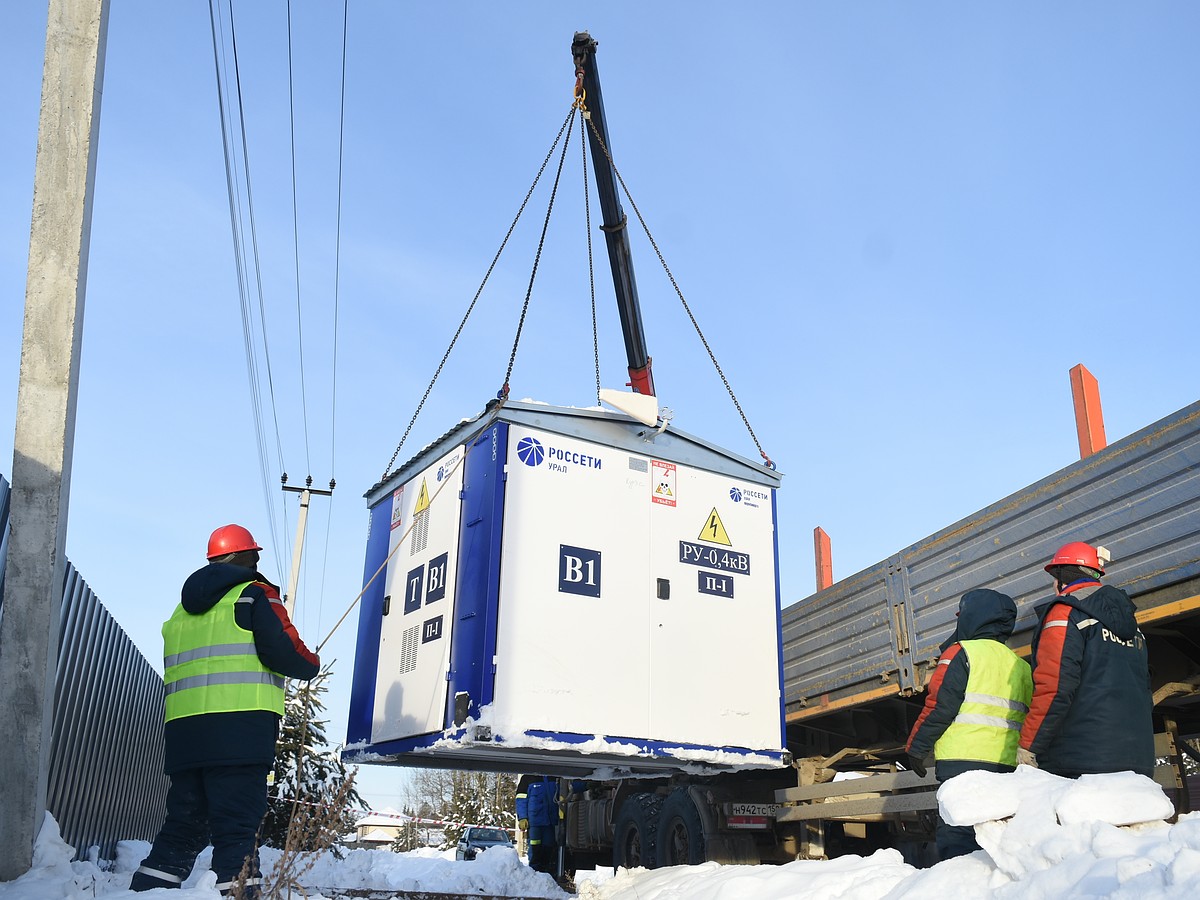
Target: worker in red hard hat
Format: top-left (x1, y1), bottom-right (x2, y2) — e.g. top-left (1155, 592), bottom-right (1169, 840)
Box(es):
top-left (131, 525), bottom-right (320, 898)
top-left (1017, 541), bottom-right (1153, 779)
top-left (905, 588), bottom-right (1032, 860)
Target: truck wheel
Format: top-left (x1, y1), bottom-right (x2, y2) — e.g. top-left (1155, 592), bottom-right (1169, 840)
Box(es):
top-left (656, 789), bottom-right (705, 866)
top-left (613, 793), bottom-right (663, 869)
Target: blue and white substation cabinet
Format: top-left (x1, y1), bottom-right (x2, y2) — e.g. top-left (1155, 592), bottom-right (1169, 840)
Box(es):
top-left (344, 400), bottom-right (788, 777)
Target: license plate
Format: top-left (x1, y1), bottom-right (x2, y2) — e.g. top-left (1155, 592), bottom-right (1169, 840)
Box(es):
top-left (730, 803), bottom-right (776, 817)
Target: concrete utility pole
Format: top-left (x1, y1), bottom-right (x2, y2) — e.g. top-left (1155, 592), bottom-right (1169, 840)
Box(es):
top-left (281, 475), bottom-right (334, 619)
top-left (0, 0), bottom-right (109, 881)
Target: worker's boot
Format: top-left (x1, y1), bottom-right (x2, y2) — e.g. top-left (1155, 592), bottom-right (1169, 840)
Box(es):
top-left (129, 862), bottom-right (191, 891)
top-left (215, 871), bottom-right (262, 900)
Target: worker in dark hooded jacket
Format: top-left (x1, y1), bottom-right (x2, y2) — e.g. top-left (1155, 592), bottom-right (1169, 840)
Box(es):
top-left (515, 775), bottom-right (561, 875)
top-left (906, 588), bottom-right (1032, 860)
top-left (1018, 541), bottom-right (1154, 778)
top-left (131, 525), bottom-right (320, 897)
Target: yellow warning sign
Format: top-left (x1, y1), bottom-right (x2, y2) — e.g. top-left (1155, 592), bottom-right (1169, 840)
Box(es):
top-left (414, 478), bottom-right (431, 515)
top-left (698, 507), bottom-right (732, 546)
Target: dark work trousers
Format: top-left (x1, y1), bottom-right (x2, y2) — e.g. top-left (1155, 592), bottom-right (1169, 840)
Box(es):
top-left (935, 819), bottom-right (981, 860)
top-left (933, 760), bottom-right (1012, 862)
top-left (528, 825), bottom-right (558, 875)
top-left (131, 763), bottom-right (270, 894)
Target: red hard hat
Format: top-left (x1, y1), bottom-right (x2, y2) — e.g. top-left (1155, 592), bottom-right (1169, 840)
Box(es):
top-left (1044, 541), bottom-right (1104, 575)
top-left (206, 524), bottom-right (262, 560)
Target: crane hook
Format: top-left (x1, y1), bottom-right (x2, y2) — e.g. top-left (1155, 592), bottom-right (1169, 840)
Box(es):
top-left (573, 66), bottom-right (587, 111)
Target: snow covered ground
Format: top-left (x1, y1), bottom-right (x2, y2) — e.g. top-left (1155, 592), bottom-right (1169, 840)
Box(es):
top-left (4, 767), bottom-right (1200, 899)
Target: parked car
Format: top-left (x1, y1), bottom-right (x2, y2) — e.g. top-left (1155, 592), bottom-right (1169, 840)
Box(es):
top-left (455, 826), bottom-right (514, 860)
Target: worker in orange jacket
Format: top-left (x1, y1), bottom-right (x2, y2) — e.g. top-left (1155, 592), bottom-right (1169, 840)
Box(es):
top-left (1018, 542), bottom-right (1153, 778)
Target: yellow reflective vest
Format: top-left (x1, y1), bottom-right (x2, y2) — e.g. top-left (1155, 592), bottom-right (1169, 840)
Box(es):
top-left (933, 639), bottom-right (1032, 765)
top-left (163, 581), bottom-right (285, 721)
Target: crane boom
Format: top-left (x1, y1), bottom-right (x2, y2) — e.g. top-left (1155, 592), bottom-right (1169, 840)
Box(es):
top-left (571, 31), bottom-right (656, 398)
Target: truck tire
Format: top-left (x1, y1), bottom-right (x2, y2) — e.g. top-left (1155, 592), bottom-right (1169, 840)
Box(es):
top-left (613, 793), bottom-right (663, 869)
top-left (656, 789), bottom-right (705, 866)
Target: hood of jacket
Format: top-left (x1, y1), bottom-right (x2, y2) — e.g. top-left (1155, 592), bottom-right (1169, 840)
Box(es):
top-left (180, 563), bottom-right (261, 614)
top-left (1037, 583), bottom-right (1138, 640)
top-left (940, 587), bottom-right (1017, 651)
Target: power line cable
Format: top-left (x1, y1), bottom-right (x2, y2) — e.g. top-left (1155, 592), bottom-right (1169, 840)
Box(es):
top-left (315, 0), bottom-right (350, 637)
top-left (229, 0), bottom-right (294, 579)
top-left (331, 0), bottom-right (347, 480)
top-left (209, 0), bottom-right (273, 538)
top-left (286, 0), bottom-right (314, 476)
top-left (210, 0), bottom-right (299, 580)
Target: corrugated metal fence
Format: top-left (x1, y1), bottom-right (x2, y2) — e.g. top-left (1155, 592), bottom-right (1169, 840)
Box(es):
top-left (0, 474), bottom-right (168, 859)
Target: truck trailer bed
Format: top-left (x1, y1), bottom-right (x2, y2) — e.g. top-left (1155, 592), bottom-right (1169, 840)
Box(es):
top-left (781, 400), bottom-right (1200, 728)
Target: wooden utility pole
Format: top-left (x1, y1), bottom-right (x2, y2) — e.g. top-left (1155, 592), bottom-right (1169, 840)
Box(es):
top-left (0, 0), bottom-right (109, 880)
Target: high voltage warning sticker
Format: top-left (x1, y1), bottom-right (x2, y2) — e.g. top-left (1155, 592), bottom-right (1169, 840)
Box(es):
top-left (414, 479), bottom-right (431, 515)
top-left (651, 460), bottom-right (676, 507)
top-left (390, 486), bottom-right (404, 530)
top-left (698, 507), bottom-right (732, 546)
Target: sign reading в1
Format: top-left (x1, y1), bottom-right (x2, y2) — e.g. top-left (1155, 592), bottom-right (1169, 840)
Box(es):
top-left (559, 544), bottom-right (601, 598)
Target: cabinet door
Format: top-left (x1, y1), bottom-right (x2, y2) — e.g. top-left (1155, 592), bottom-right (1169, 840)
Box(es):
top-left (648, 464), bottom-right (782, 751)
top-left (492, 425), bottom-right (652, 740)
top-left (371, 445), bottom-right (466, 743)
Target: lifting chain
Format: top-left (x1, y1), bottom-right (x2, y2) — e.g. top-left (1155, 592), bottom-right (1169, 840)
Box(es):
top-left (580, 113), bottom-right (776, 469)
top-left (581, 114), bottom-right (601, 405)
top-left (498, 106), bottom-right (577, 401)
top-left (380, 107), bottom-right (577, 481)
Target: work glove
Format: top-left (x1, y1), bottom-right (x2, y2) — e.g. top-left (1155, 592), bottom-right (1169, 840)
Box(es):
top-left (907, 754), bottom-right (927, 778)
top-left (1017, 747), bottom-right (1038, 769)
top-left (518, 818), bottom-right (528, 832)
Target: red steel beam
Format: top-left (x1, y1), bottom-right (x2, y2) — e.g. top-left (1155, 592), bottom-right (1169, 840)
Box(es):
top-left (1070, 364), bottom-right (1107, 458)
top-left (814, 527), bottom-right (833, 592)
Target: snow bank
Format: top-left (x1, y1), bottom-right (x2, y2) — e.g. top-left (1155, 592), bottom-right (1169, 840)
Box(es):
top-left (3, 770), bottom-right (1199, 899)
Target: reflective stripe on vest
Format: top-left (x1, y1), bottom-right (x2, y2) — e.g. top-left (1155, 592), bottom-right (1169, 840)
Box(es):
top-left (162, 581), bottom-right (286, 721)
top-left (934, 639), bottom-right (1033, 765)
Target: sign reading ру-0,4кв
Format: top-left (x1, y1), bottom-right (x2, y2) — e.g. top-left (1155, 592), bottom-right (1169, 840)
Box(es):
top-left (344, 401), bottom-right (787, 777)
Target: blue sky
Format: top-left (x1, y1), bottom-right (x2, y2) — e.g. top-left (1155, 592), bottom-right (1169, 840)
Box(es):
top-left (3, 2), bottom-right (1197, 809)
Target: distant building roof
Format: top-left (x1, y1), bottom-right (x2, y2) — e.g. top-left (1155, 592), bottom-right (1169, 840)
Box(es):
top-left (359, 829), bottom-right (396, 844)
top-left (356, 811), bottom-right (408, 828)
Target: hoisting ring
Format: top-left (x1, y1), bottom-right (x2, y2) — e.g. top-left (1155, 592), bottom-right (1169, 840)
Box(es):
top-left (573, 68), bottom-right (587, 110)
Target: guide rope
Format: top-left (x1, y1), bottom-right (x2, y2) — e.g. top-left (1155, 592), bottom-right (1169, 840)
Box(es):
top-left (380, 108), bottom-right (578, 481)
top-left (320, 444), bottom-right (470, 652)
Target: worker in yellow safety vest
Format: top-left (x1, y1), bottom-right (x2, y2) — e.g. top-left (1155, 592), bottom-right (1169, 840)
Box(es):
top-left (905, 588), bottom-right (1032, 861)
top-left (131, 525), bottom-right (320, 898)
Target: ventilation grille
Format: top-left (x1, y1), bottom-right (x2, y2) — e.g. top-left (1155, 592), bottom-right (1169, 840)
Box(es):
top-left (411, 510), bottom-right (429, 555)
top-left (399, 624), bottom-right (421, 674)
